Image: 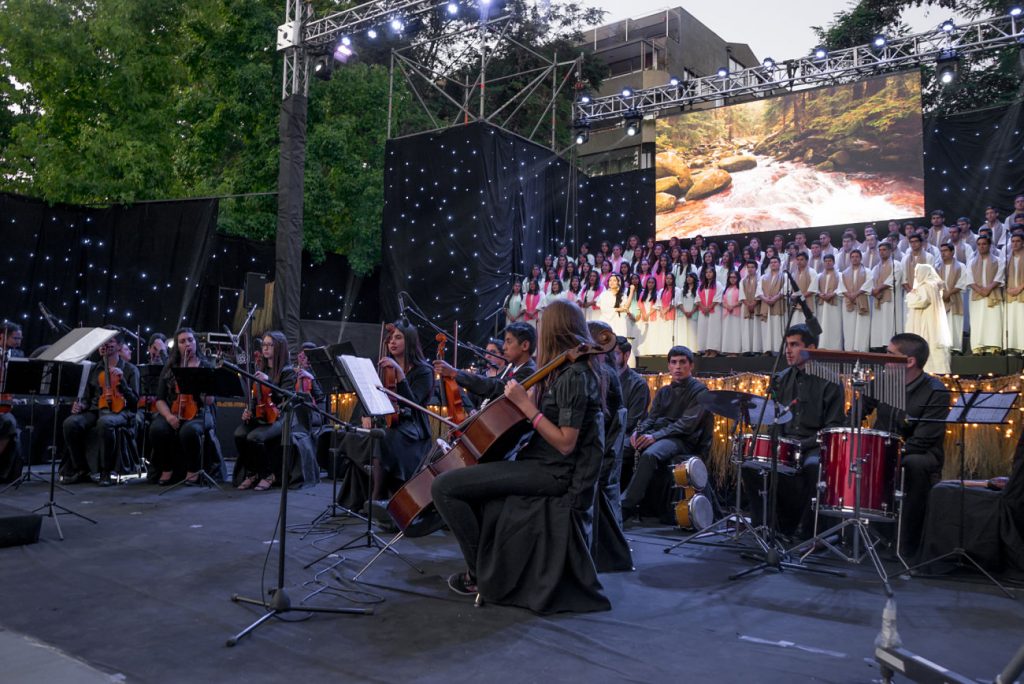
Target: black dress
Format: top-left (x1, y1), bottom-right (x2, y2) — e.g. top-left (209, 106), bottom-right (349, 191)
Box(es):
top-left (233, 365), bottom-right (296, 483)
top-left (432, 359), bottom-right (611, 613)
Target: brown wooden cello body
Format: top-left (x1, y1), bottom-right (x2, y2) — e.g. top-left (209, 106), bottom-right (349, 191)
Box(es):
top-left (386, 327), bottom-right (616, 537)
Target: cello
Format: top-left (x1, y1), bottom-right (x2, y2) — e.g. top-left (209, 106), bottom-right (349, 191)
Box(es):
top-left (435, 333), bottom-right (467, 424)
top-left (386, 326), bottom-right (616, 537)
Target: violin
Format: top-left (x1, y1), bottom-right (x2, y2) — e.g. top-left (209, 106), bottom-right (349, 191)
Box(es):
top-left (435, 333), bottom-right (467, 424)
top-left (251, 351), bottom-right (279, 424)
top-left (387, 326), bottom-right (618, 537)
top-left (170, 347), bottom-right (199, 421)
top-left (379, 323), bottom-right (399, 427)
top-left (97, 349), bottom-right (126, 414)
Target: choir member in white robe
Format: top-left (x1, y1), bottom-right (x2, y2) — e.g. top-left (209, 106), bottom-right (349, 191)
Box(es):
top-left (788, 253), bottom-right (818, 328)
top-left (967, 237), bottom-right (1006, 353)
top-left (906, 264), bottom-right (952, 375)
top-left (900, 234), bottom-right (932, 326)
top-left (677, 273), bottom-right (699, 351)
top-left (720, 271), bottom-right (743, 355)
top-left (808, 242), bottom-right (825, 274)
top-left (596, 274), bottom-right (633, 342)
top-left (504, 282), bottom-right (525, 324)
top-left (869, 242), bottom-right (902, 349)
top-left (740, 261), bottom-right (762, 354)
top-left (937, 244), bottom-right (968, 354)
top-left (1005, 233), bottom-right (1024, 353)
top-left (696, 266), bottom-right (723, 356)
top-left (816, 255), bottom-right (843, 350)
top-left (837, 249), bottom-right (874, 352)
top-left (655, 274), bottom-right (680, 354)
top-left (523, 280), bottom-right (543, 331)
top-left (759, 256), bottom-right (787, 354)
top-left (635, 278), bottom-right (660, 358)
top-left (947, 225), bottom-right (975, 265)
top-left (927, 211), bottom-right (951, 248)
top-left (579, 272), bottom-right (602, 322)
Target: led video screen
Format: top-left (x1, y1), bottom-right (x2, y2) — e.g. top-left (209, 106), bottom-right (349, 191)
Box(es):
top-left (654, 71), bottom-right (925, 239)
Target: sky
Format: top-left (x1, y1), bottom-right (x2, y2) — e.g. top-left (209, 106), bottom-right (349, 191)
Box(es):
top-left (574, 0), bottom-right (975, 63)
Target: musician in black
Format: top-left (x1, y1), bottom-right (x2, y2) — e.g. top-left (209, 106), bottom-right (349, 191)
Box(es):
top-left (1, 321), bottom-right (24, 359)
top-left (0, 321), bottom-right (23, 482)
top-left (614, 335), bottom-right (650, 487)
top-left (432, 322), bottom-right (536, 406)
top-left (149, 328), bottom-right (213, 486)
top-left (147, 333), bottom-right (168, 365)
top-left (61, 333), bottom-right (140, 486)
top-left (744, 324), bottom-right (845, 538)
top-left (432, 300), bottom-right (607, 609)
top-left (866, 333), bottom-right (950, 554)
top-left (291, 342), bottom-right (326, 486)
top-left (619, 345), bottom-right (710, 517)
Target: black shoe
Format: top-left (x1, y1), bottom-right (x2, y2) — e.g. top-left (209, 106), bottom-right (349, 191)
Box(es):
top-left (447, 571), bottom-right (478, 596)
top-left (96, 472), bottom-right (114, 487)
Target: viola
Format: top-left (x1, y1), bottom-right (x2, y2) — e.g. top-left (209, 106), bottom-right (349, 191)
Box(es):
top-left (435, 333), bottom-right (467, 424)
top-left (97, 353), bottom-right (126, 414)
top-left (171, 385), bottom-right (199, 421)
top-left (252, 352), bottom-right (279, 424)
top-left (379, 323), bottom-right (399, 428)
top-left (387, 326), bottom-right (617, 537)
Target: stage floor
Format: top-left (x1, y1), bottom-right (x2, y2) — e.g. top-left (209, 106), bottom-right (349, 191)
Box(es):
top-left (0, 469), bottom-right (1020, 683)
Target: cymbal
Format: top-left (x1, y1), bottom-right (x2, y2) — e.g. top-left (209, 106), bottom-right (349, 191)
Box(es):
top-left (698, 390), bottom-right (792, 425)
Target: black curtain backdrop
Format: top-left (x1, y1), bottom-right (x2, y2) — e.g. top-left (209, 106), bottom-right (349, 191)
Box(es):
top-left (0, 192), bottom-right (378, 352)
top-left (380, 122), bottom-right (654, 347)
top-left (274, 94), bottom-right (307, 348)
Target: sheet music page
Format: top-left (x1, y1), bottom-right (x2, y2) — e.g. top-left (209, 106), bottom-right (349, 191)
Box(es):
top-left (39, 328), bottom-right (118, 362)
top-left (338, 355), bottom-right (396, 417)
top-left (948, 392), bottom-right (1017, 424)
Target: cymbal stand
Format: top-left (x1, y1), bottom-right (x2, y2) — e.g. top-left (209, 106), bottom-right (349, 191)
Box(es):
top-left (792, 363), bottom-right (893, 596)
top-left (664, 405), bottom-right (769, 554)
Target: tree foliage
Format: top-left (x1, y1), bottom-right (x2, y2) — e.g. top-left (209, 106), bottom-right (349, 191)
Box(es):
top-left (811, 0), bottom-right (1024, 115)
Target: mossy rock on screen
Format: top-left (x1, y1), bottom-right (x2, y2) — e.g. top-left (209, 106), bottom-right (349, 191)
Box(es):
top-left (655, 192), bottom-right (679, 213)
top-left (685, 168), bottom-right (732, 201)
top-left (655, 176), bottom-right (685, 197)
top-left (717, 155), bottom-right (757, 173)
top-left (655, 151), bottom-right (693, 192)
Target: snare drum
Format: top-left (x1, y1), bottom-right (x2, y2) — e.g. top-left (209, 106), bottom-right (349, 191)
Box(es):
top-left (672, 457), bottom-right (708, 490)
top-left (738, 433), bottom-right (803, 474)
top-left (817, 427), bottom-right (903, 520)
top-left (674, 489), bottom-right (714, 530)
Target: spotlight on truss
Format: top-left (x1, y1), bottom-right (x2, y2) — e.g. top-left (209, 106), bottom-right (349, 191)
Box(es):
top-left (623, 109), bottom-right (642, 136)
top-left (390, 16), bottom-right (405, 32)
top-left (716, 67), bottom-right (728, 78)
top-left (814, 46), bottom-right (828, 60)
top-left (940, 18), bottom-right (956, 33)
top-left (872, 35), bottom-right (887, 50)
top-left (367, 28), bottom-right (378, 39)
top-left (578, 92), bottom-right (591, 104)
top-left (937, 53), bottom-right (960, 85)
top-left (620, 87), bottom-right (633, 98)
top-left (761, 57), bottom-right (775, 70)
top-left (312, 54), bottom-right (333, 81)
top-left (669, 76), bottom-right (680, 87)
top-left (1012, 7), bottom-right (1023, 18)
top-left (447, 2), bottom-right (458, 14)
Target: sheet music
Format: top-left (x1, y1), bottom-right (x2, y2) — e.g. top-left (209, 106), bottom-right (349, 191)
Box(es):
top-left (947, 392), bottom-right (1017, 425)
top-left (337, 355), bottom-right (396, 417)
top-left (38, 327), bottom-right (118, 363)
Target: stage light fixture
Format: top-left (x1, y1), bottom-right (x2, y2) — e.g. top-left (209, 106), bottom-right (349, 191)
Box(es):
top-left (814, 46), bottom-right (828, 60)
top-left (579, 93), bottom-right (591, 104)
top-left (447, 2), bottom-right (458, 14)
top-left (621, 87), bottom-right (633, 98)
top-left (575, 128), bottom-right (590, 145)
top-left (312, 54), bottom-right (333, 81)
top-left (341, 36), bottom-right (352, 46)
top-left (390, 17), bottom-right (405, 32)
top-left (669, 76), bottom-right (680, 87)
top-left (717, 67), bottom-right (728, 78)
top-left (761, 57), bottom-right (775, 70)
top-left (623, 109), bottom-right (642, 137)
top-left (937, 55), bottom-right (960, 85)
top-left (367, 28), bottom-right (378, 39)
top-left (334, 43), bottom-right (354, 63)
top-left (872, 35), bottom-right (887, 49)
top-left (1012, 7), bottom-right (1023, 18)
top-left (940, 19), bottom-right (956, 33)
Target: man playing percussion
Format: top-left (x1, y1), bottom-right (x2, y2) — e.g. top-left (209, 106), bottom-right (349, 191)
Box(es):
top-left (865, 333), bottom-right (949, 555)
top-left (620, 346), bottom-right (710, 519)
top-left (743, 325), bottom-right (845, 538)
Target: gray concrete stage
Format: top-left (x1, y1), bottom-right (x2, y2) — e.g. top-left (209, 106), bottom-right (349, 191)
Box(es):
top-left (0, 469), bottom-right (1020, 683)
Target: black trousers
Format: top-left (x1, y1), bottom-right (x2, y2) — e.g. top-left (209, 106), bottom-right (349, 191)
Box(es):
top-left (431, 461), bottom-right (567, 577)
top-left (621, 436), bottom-right (698, 512)
top-left (149, 415), bottom-right (205, 474)
top-left (234, 420), bottom-right (283, 479)
top-left (63, 410), bottom-right (130, 474)
top-left (741, 449), bottom-right (821, 536)
top-left (901, 452), bottom-right (940, 552)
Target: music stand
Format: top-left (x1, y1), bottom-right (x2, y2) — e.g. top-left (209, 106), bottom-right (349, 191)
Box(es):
top-left (302, 355), bottom-right (423, 578)
top-left (160, 366), bottom-right (245, 494)
top-left (896, 387), bottom-right (1017, 598)
top-left (31, 327), bottom-right (116, 539)
top-left (1, 358), bottom-right (64, 491)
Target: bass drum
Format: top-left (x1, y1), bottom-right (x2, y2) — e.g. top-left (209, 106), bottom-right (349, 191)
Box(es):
top-left (674, 487), bottom-right (714, 531)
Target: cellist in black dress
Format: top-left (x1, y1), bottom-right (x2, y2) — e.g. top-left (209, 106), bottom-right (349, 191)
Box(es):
top-left (149, 328), bottom-right (214, 486)
top-left (234, 331), bottom-right (295, 491)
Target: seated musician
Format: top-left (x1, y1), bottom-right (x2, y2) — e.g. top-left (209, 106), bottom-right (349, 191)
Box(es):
top-left (866, 333), bottom-right (950, 555)
top-left (147, 333), bottom-right (168, 365)
top-left (431, 300), bottom-right (607, 605)
top-left (432, 322), bottom-right (536, 409)
top-left (291, 342), bottom-right (326, 486)
top-left (61, 333), bottom-right (140, 486)
top-left (149, 328), bottom-right (213, 486)
top-left (235, 331), bottom-right (295, 491)
top-left (1, 321), bottom-right (23, 482)
top-left (361, 321), bottom-right (434, 504)
top-left (619, 345), bottom-right (710, 518)
top-left (614, 336), bottom-right (651, 487)
top-left (742, 324), bottom-right (844, 538)
top-left (461, 337), bottom-right (505, 408)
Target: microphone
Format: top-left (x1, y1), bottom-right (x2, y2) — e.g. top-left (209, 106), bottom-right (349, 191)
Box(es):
top-left (784, 271), bottom-right (823, 337)
top-left (38, 303), bottom-right (59, 332)
top-left (398, 292), bottom-right (410, 327)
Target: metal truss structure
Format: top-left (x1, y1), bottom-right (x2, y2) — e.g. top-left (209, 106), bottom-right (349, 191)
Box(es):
top-left (574, 12), bottom-right (1024, 125)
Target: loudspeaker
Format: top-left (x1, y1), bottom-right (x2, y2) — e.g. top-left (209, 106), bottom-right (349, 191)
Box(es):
top-left (244, 272), bottom-right (267, 309)
top-left (0, 503), bottom-right (42, 547)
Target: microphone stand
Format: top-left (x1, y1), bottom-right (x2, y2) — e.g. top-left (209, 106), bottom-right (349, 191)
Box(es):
top-left (403, 299), bottom-right (505, 369)
top-left (221, 360), bottom-right (374, 647)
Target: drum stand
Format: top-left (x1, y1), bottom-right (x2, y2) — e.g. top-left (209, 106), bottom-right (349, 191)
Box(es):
top-left (792, 368), bottom-right (894, 596)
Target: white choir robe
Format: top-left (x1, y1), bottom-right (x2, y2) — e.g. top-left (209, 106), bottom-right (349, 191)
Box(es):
top-left (939, 261), bottom-right (968, 353)
top-left (966, 257), bottom-right (1005, 352)
top-left (696, 287), bottom-right (723, 353)
top-left (836, 267), bottom-right (874, 352)
top-left (758, 277), bottom-right (787, 354)
top-left (635, 298), bottom-right (659, 358)
top-left (677, 295), bottom-right (698, 351)
top-left (1006, 252), bottom-right (1024, 352)
top-left (653, 289), bottom-right (680, 355)
top-left (720, 287), bottom-right (743, 354)
top-left (900, 251), bottom-right (932, 325)
top-left (788, 268), bottom-right (818, 328)
top-left (815, 280), bottom-right (843, 350)
top-left (578, 288), bottom-right (600, 322)
top-left (869, 260), bottom-right (903, 349)
top-left (739, 281), bottom-right (762, 354)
